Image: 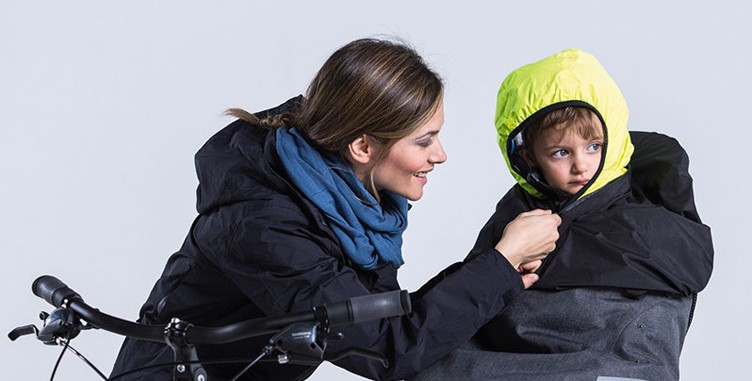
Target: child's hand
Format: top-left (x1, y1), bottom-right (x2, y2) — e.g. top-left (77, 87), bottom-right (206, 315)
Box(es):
top-left (517, 260), bottom-right (542, 289)
top-left (518, 259), bottom-right (542, 273)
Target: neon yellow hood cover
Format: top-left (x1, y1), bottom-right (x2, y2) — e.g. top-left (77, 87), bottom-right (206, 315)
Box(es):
top-left (495, 49), bottom-right (634, 199)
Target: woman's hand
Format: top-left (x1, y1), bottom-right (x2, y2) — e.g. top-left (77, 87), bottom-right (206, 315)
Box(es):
top-left (495, 209), bottom-right (561, 271)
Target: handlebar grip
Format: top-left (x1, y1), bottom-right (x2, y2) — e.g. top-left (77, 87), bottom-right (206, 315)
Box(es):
top-left (325, 290), bottom-right (411, 327)
top-left (32, 275), bottom-right (82, 308)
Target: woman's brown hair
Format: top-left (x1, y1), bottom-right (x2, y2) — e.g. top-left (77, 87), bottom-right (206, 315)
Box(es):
top-left (228, 38), bottom-right (444, 196)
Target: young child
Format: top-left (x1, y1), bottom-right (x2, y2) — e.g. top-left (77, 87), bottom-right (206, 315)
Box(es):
top-left (412, 49), bottom-right (714, 381)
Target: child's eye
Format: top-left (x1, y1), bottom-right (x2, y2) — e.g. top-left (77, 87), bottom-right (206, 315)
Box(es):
top-left (552, 149), bottom-right (568, 158)
top-left (587, 143), bottom-right (602, 152)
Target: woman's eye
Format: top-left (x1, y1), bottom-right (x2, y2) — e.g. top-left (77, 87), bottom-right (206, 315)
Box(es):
top-left (417, 139), bottom-right (432, 148)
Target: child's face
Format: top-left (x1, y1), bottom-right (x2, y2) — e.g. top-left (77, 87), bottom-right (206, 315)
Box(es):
top-left (526, 127), bottom-right (603, 195)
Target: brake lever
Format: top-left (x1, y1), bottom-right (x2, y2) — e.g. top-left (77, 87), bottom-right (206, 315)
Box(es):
top-left (269, 322), bottom-right (328, 359)
top-left (7, 324), bottom-right (39, 341)
top-left (271, 328), bottom-right (387, 368)
top-left (8, 311), bottom-right (50, 341)
top-left (8, 308), bottom-right (84, 345)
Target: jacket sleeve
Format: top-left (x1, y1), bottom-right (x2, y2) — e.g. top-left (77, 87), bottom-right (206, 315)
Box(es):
top-left (466, 186), bottom-right (532, 262)
top-left (197, 198), bottom-right (524, 380)
top-left (625, 131), bottom-right (714, 294)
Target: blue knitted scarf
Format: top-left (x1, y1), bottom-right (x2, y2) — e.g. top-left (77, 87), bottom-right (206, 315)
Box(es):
top-left (275, 127), bottom-right (408, 269)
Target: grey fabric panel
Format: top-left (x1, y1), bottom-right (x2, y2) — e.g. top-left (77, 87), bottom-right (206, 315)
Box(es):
top-left (410, 288), bottom-right (692, 381)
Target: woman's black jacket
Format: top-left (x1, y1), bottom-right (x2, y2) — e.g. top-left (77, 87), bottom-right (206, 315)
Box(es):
top-left (111, 98), bottom-right (524, 381)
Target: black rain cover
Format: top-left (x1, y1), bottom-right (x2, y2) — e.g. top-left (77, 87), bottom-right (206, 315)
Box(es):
top-left (468, 132), bottom-right (713, 296)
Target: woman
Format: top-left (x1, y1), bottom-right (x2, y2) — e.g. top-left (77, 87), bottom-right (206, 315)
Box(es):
top-left (110, 38), bottom-right (561, 381)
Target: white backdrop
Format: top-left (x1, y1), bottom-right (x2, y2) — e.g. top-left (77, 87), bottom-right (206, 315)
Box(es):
top-left (2, 1), bottom-right (750, 380)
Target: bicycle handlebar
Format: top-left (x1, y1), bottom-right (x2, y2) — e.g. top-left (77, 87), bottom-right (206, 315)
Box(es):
top-left (326, 289), bottom-right (412, 326)
top-left (33, 275), bottom-right (81, 308)
top-left (31, 275), bottom-right (411, 345)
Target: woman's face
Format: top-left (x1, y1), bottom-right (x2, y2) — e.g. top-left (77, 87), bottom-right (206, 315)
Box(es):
top-left (373, 101), bottom-right (447, 201)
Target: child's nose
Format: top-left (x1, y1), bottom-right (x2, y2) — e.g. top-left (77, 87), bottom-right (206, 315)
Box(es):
top-left (571, 155), bottom-right (587, 173)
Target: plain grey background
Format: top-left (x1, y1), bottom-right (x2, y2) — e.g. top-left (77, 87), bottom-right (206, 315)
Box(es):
top-left (2, 1), bottom-right (750, 380)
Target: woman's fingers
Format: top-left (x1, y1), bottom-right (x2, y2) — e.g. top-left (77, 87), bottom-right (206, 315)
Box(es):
top-left (495, 211), bottom-right (561, 268)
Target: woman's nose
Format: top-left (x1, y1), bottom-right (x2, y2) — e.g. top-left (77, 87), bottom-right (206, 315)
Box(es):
top-left (430, 139), bottom-right (447, 164)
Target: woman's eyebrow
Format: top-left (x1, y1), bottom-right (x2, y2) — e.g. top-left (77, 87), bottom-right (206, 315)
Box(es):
top-left (414, 131), bottom-right (439, 140)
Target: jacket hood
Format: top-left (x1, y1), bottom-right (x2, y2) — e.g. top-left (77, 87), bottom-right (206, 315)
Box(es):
top-left (194, 120), bottom-right (279, 214)
top-left (194, 97), bottom-right (303, 214)
top-left (495, 49), bottom-right (634, 199)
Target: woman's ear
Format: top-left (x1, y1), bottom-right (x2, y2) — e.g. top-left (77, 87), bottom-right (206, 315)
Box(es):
top-left (345, 135), bottom-right (381, 182)
top-left (347, 135), bottom-right (376, 165)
